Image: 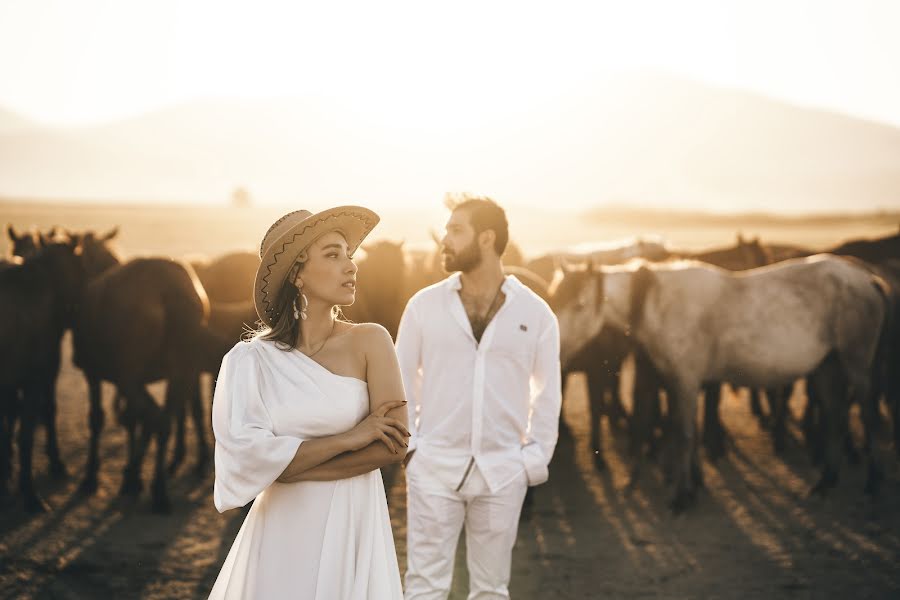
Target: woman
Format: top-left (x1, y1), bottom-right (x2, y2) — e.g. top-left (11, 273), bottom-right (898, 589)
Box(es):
top-left (209, 206), bottom-right (409, 599)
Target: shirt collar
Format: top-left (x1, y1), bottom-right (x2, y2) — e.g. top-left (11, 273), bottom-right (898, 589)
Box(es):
top-left (445, 272), bottom-right (522, 300)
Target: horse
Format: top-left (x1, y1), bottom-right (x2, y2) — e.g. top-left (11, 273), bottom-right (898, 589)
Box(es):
top-left (190, 250), bottom-right (259, 303)
top-left (6, 224), bottom-right (56, 260)
top-left (526, 236), bottom-right (671, 283)
top-left (827, 227), bottom-right (900, 264)
top-left (550, 255), bottom-right (888, 512)
top-left (0, 238), bottom-right (85, 511)
top-left (342, 240), bottom-right (409, 339)
top-left (536, 238), bottom-right (671, 472)
top-left (71, 228), bottom-right (231, 512)
top-left (3, 225), bottom-right (73, 481)
top-left (681, 234), bottom-right (790, 458)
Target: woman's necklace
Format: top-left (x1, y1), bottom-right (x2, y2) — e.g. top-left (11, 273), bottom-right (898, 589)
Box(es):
top-left (302, 318), bottom-right (336, 358)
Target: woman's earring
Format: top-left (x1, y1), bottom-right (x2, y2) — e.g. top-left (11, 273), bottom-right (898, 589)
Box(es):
top-left (295, 291), bottom-right (309, 320)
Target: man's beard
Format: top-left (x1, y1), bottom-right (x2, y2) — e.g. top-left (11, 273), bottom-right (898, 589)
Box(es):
top-left (442, 238), bottom-right (482, 273)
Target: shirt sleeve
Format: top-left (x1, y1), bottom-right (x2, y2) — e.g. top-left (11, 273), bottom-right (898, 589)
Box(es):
top-left (395, 297), bottom-right (423, 452)
top-left (212, 344), bottom-right (303, 512)
top-left (522, 308), bottom-right (562, 486)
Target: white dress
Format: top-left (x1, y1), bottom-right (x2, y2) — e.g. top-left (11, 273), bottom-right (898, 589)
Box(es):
top-left (208, 338), bottom-right (403, 599)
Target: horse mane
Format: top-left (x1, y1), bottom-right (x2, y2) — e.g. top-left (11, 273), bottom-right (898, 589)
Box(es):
top-left (628, 265), bottom-right (656, 333)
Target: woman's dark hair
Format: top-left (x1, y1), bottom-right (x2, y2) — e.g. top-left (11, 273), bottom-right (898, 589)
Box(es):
top-left (247, 253), bottom-right (349, 350)
top-left (249, 260), bottom-right (304, 349)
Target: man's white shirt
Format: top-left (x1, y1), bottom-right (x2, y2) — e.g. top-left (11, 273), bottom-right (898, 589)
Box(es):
top-left (395, 272), bottom-right (562, 493)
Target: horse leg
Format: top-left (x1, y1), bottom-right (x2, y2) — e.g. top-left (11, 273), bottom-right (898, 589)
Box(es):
top-left (79, 377), bottom-right (104, 495)
top-left (771, 386), bottom-right (788, 456)
top-left (189, 374), bottom-right (209, 476)
top-left (42, 375), bottom-right (66, 479)
top-left (701, 382), bottom-right (725, 461)
top-left (0, 386), bottom-right (16, 497)
top-left (859, 368), bottom-right (884, 496)
top-left (609, 365), bottom-right (629, 428)
top-left (19, 383), bottom-right (48, 512)
top-left (891, 366), bottom-right (900, 458)
top-left (750, 387), bottom-right (766, 425)
top-left (626, 352), bottom-right (656, 491)
top-left (167, 387), bottom-right (187, 476)
top-left (120, 386), bottom-right (154, 497)
top-left (586, 368), bottom-right (607, 471)
top-left (802, 379), bottom-right (824, 464)
top-left (669, 380), bottom-right (701, 513)
top-left (809, 353), bottom-right (845, 496)
top-left (154, 377), bottom-right (186, 514)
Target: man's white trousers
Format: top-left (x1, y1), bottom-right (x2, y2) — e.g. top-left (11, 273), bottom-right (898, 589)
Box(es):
top-left (404, 460), bottom-right (528, 600)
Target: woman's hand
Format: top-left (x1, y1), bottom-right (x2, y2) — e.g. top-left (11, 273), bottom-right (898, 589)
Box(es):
top-left (343, 400), bottom-right (410, 454)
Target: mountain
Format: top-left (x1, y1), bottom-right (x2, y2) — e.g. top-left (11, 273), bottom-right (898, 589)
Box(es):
top-left (0, 107), bottom-right (38, 134)
top-left (1, 73), bottom-right (899, 213)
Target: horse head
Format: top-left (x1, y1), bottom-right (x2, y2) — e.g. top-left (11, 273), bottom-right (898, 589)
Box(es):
top-left (549, 260), bottom-right (606, 370)
top-left (738, 234), bottom-right (773, 268)
top-left (40, 237), bottom-right (87, 324)
top-left (70, 227), bottom-right (123, 279)
top-left (7, 225), bottom-right (42, 260)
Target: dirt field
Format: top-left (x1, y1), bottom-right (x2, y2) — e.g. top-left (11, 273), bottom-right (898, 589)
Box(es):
top-left (1, 335), bottom-right (898, 599)
top-left (2, 203), bottom-right (899, 598)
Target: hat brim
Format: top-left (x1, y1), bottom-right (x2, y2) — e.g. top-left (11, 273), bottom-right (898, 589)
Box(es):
top-left (254, 205), bottom-right (379, 326)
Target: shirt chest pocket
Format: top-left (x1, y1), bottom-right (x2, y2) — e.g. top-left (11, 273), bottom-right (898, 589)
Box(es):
top-left (488, 327), bottom-right (536, 368)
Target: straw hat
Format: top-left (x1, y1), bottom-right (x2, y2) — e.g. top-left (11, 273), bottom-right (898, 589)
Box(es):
top-left (254, 206), bottom-right (379, 326)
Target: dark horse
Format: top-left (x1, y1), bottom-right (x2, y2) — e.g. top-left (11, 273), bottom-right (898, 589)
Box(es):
top-left (3, 225), bottom-right (72, 483)
top-left (72, 229), bottom-right (230, 512)
top-left (0, 238), bottom-right (85, 511)
top-left (827, 227), bottom-right (900, 264)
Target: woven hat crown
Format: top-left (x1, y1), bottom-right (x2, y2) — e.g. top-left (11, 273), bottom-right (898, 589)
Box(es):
top-left (258, 209), bottom-right (313, 259)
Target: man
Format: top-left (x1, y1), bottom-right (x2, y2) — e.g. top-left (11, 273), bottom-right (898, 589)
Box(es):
top-left (396, 196), bottom-right (561, 599)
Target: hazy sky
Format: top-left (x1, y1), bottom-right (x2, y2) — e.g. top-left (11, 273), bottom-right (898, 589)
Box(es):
top-left (1, 0), bottom-right (899, 128)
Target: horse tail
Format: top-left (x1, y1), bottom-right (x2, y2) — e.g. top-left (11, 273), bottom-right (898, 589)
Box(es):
top-left (628, 265), bottom-right (656, 334)
top-left (869, 275), bottom-right (894, 420)
top-left (178, 259), bottom-right (211, 326)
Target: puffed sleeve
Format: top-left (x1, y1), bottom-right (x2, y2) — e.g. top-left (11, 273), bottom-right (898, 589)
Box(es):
top-left (212, 343), bottom-right (303, 512)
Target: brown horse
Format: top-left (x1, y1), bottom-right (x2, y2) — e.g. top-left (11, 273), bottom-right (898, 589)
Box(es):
top-left (4, 226), bottom-right (72, 483)
top-left (72, 229), bottom-right (231, 512)
top-left (827, 227), bottom-right (900, 264)
top-left (343, 240), bottom-right (409, 339)
top-left (0, 238), bottom-right (85, 511)
top-left (190, 250), bottom-right (259, 303)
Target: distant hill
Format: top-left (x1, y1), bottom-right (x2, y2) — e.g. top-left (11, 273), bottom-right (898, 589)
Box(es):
top-left (1, 72), bottom-right (899, 212)
top-left (0, 107), bottom-right (38, 134)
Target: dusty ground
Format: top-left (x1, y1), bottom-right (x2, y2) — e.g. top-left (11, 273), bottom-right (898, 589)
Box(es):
top-left (1, 337), bottom-right (899, 599)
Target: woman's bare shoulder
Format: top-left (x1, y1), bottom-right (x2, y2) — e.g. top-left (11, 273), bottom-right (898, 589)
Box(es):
top-left (341, 322), bottom-right (393, 351)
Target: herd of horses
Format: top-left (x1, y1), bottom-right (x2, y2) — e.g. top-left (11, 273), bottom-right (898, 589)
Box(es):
top-left (1, 222), bottom-right (899, 515)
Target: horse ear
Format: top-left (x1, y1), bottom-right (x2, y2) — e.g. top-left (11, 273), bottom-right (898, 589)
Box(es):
top-left (737, 232), bottom-right (745, 245)
top-left (102, 226), bottom-right (119, 241)
top-left (7, 224), bottom-right (18, 241)
top-left (429, 229), bottom-right (441, 247)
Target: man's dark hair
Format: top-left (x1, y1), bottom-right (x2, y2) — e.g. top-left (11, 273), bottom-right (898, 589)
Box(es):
top-left (445, 193), bottom-right (509, 256)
